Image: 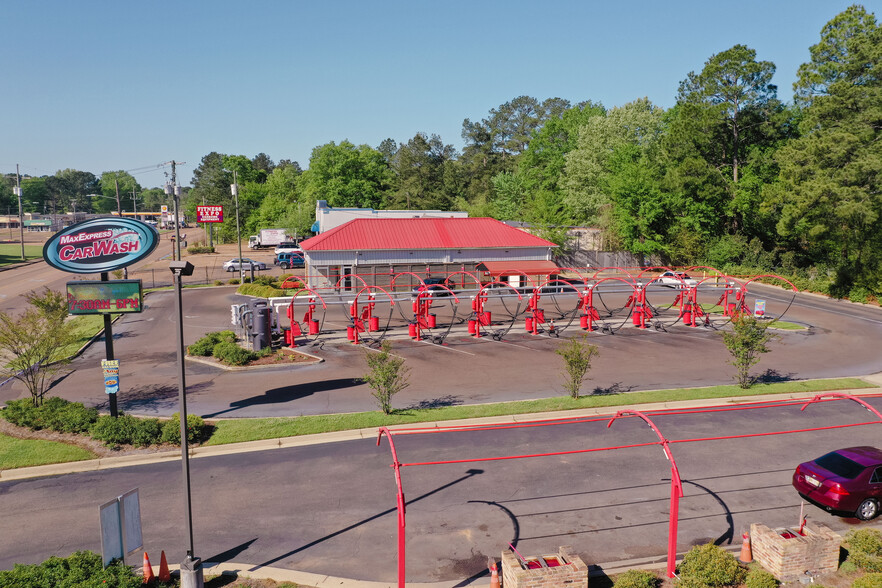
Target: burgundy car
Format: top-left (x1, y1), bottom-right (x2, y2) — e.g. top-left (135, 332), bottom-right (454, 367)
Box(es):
top-left (792, 446), bottom-right (882, 520)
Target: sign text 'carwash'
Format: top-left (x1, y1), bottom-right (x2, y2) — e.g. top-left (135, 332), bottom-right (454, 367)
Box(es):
top-left (43, 218), bottom-right (159, 274)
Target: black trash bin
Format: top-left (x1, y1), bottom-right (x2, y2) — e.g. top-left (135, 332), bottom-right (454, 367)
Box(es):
top-left (251, 301), bottom-right (272, 351)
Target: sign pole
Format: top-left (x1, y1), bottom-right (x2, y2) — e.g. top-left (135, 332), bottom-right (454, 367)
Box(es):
top-left (101, 272), bottom-right (118, 418)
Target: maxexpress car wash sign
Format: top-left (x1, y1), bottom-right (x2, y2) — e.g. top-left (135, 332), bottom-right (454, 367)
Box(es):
top-left (43, 218), bottom-right (159, 274)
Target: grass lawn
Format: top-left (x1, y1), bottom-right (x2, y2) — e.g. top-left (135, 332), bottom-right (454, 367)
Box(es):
top-left (0, 243), bottom-right (43, 266)
top-left (205, 377), bottom-right (874, 445)
top-left (0, 433), bottom-right (96, 469)
top-left (62, 314), bottom-right (121, 358)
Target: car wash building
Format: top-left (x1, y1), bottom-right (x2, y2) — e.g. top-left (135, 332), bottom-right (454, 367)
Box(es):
top-left (299, 217), bottom-right (559, 292)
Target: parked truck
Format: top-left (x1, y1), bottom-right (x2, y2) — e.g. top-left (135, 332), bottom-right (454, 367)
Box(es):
top-left (248, 228), bottom-right (289, 249)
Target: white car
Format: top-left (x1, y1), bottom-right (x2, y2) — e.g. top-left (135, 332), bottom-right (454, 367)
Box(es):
top-left (656, 270), bottom-right (697, 287)
top-left (274, 241), bottom-right (302, 256)
top-left (223, 258), bottom-right (267, 272)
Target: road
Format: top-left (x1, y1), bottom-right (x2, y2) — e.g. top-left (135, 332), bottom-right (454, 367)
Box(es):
top-left (2, 394), bottom-right (881, 582)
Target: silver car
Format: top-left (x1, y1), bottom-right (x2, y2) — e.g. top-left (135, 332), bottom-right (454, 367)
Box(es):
top-left (223, 258), bottom-right (267, 272)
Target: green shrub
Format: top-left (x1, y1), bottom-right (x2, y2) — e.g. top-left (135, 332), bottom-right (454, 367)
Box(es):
top-left (161, 413), bottom-right (208, 445)
top-left (613, 569), bottom-right (659, 588)
top-left (254, 275), bottom-right (276, 286)
top-left (0, 550), bottom-right (142, 588)
top-left (847, 529), bottom-right (882, 572)
top-left (212, 341), bottom-right (256, 366)
top-left (131, 418), bottom-right (163, 447)
top-left (849, 287), bottom-right (871, 304)
top-left (854, 573), bottom-right (882, 588)
top-left (848, 529), bottom-right (882, 556)
top-left (188, 338), bottom-right (215, 356)
top-left (744, 566), bottom-right (778, 588)
top-left (187, 245), bottom-right (215, 254)
top-left (214, 280), bottom-right (223, 286)
top-left (44, 398), bottom-right (98, 434)
top-left (850, 552), bottom-right (882, 574)
top-left (188, 331), bottom-right (236, 356)
top-left (89, 414), bottom-right (162, 448)
top-left (1, 397), bottom-right (97, 434)
top-left (677, 543), bottom-right (745, 588)
top-left (229, 278), bottom-right (240, 285)
top-left (2, 398), bottom-right (42, 428)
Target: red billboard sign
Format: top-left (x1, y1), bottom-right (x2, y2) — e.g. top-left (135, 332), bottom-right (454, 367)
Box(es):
top-left (196, 205), bottom-right (224, 223)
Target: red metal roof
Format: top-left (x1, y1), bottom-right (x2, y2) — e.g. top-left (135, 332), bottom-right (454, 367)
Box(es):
top-left (299, 217), bottom-right (557, 251)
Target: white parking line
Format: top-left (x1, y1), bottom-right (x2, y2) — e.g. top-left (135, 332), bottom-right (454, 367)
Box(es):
top-left (415, 339), bottom-right (476, 355)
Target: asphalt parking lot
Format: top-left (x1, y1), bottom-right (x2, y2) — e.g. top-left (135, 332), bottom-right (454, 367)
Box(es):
top-left (4, 277), bottom-right (879, 420)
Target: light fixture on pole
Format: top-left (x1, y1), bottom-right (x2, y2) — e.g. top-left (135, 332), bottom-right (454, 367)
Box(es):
top-left (169, 259), bottom-right (203, 588)
top-left (230, 172), bottom-right (244, 283)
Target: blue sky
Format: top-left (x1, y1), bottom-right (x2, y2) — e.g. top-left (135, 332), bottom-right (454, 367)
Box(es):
top-left (2, 0), bottom-right (877, 188)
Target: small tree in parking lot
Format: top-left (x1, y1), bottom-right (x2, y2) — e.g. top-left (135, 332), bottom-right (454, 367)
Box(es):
top-left (721, 312), bottom-right (776, 389)
top-left (0, 288), bottom-right (77, 406)
top-left (556, 336), bottom-right (599, 398)
top-left (362, 341), bottom-right (410, 414)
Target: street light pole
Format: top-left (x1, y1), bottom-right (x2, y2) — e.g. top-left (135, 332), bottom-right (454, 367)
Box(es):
top-left (169, 260), bottom-right (203, 588)
top-left (231, 171), bottom-right (243, 283)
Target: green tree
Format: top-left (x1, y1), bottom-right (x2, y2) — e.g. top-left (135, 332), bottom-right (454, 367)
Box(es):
top-left (460, 96), bottom-right (567, 206)
top-left (774, 5), bottom-right (882, 295)
top-left (251, 152), bottom-right (276, 179)
top-left (519, 100), bottom-right (605, 197)
top-left (389, 133), bottom-right (458, 210)
top-left (677, 44), bottom-right (778, 184)
top-left (564, 98), bottom-right (665, 223)
top-left (555, 336), bottom-right (599, 398)
top-left (189, 152), bottom-right (240, 243)
top-left (55, 169), bottom-right (99, 213)
top-left (21, 177), bottom-right (49, 214)
top-left (720, 313), bottom-right (776, 389)
top-left (490, 171), bottom-right (526, 220)
top-left (96, 171), bottom-right (139, 214)
top-left (361, 341), bottom-right (410, 414)
top-left (0, 176), bottom-right (13, 215)
top-left (299, 140), bottom-right (393, 209)
top-left (0, 289), bottom-right (77, 406)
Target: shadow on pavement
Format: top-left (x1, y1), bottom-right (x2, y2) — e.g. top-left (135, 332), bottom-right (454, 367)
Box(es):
top-left (591, 382), bottom-right (635, 395)
top-left (250, 468), bottom-right (484, 572)
top-left (206, 538), bottom-right (258, 563)
top-left (402, 394), bottom-right (464, 410)
top-left (202, 377), bottom-right (362, 418)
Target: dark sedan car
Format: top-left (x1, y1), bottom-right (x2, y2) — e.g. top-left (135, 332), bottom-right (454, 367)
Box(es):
top-left (792, 446), bottom-right (882, 520)
top-left (412, 278), bottom-right (454, 297)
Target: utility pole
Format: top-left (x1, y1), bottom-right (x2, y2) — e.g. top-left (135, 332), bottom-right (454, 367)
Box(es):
top-left (172, 161), bottom-right (181, 263)
top-left (162, 160), bottom-right (186, 262)
top-left (15, 164), bottom-right (24, 261)
top-left (114, 179), bottom-right (122, 216)
top-left (231, 170), bottom-right (244, 283)
top-left (132, 186), bottom-right (137, 217)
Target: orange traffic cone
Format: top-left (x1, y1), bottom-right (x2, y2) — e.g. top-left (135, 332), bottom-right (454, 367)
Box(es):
top-left (142, 552), bottom-right (155, 583)
top-left (490, 561), bottom-right (500, 588)
top-left (739, 532), bottom-right (753, 563)
top-left (158, 550), bottom-right (171, 582)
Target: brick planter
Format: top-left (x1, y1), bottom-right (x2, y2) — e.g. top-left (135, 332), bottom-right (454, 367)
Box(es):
top-left (750, 522), bottom-right (841, 581)
top-left (500, 545), bottom-right (588, 588)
